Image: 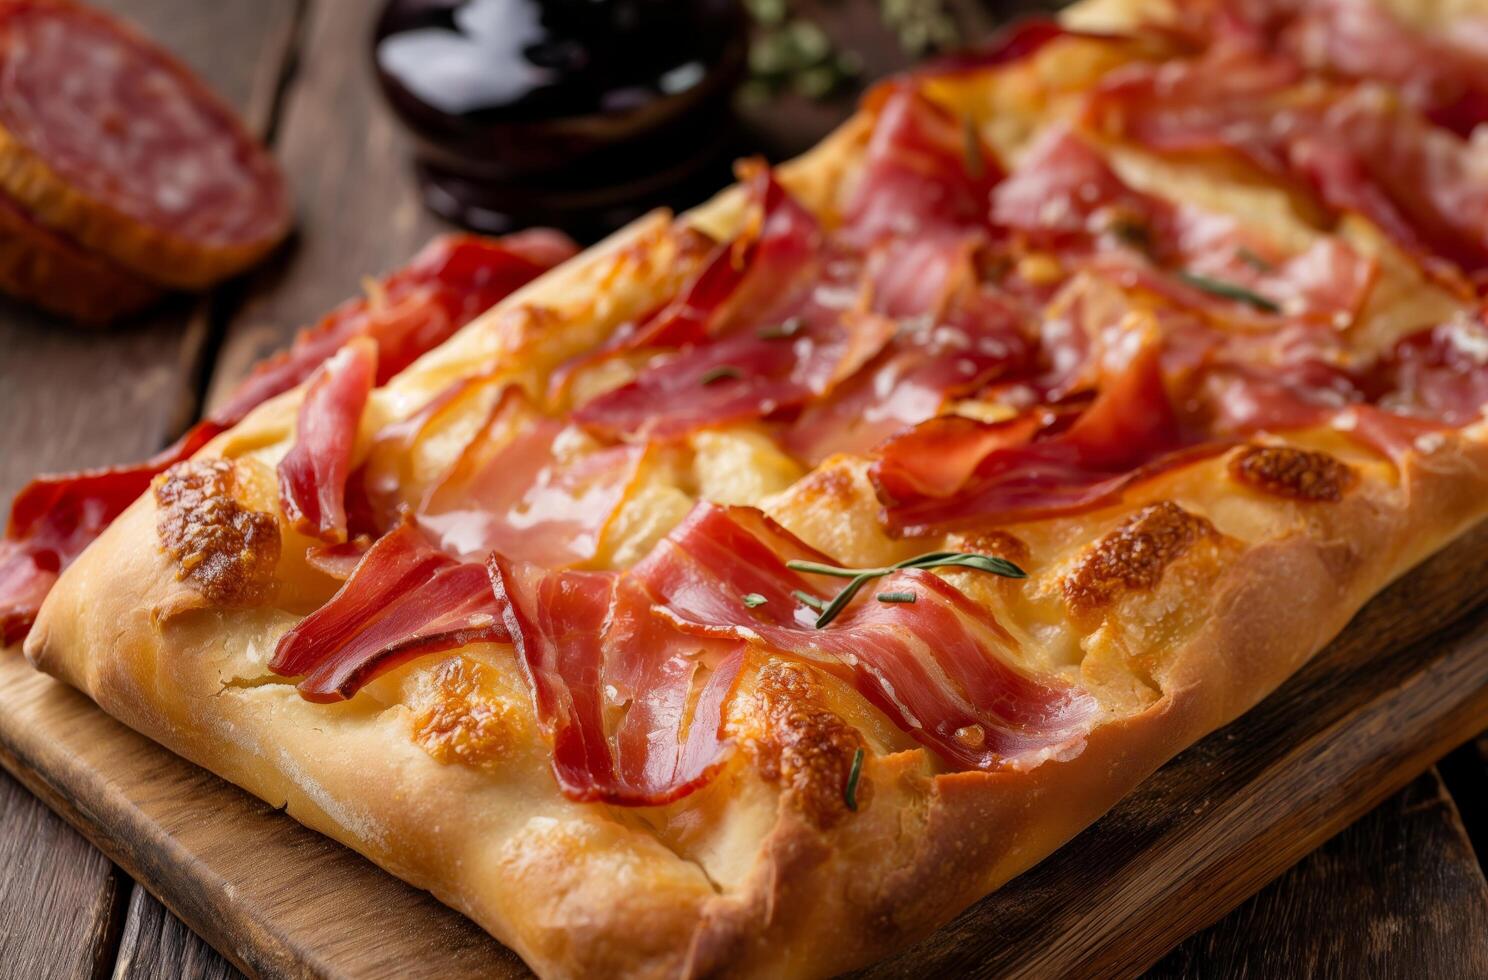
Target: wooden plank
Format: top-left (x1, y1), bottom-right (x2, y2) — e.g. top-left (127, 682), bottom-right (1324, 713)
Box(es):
top-left (0, 770), bottom-right (126, 980)
top-left (1147, 767), bottom-right (1488, 978)
top-left (114, 885), bottom-right (240, 980)
top-left (0, 520), bottom-right (1485, 978)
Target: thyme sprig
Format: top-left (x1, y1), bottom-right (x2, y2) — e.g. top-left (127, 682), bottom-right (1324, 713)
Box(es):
top-left (786, 550), bottom-right (1025, 628)
top-left (1175, 271), bottom-right (1281, 313)
top-left (844, 747), bottom-right (865, 811)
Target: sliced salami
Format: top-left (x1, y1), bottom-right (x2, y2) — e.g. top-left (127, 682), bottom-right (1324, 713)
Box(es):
top-left (0, 0), bottom-right (290, 288)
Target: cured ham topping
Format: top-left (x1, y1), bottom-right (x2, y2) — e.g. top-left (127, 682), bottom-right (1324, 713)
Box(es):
top-left (153, 459), bottom-right (279, 606)
top-left (216, 232), bottom-right (575, 426)
top-left (270, 520), bottom-right (508, 702)
top-left (1061, 501), bottom-right (1215, 614)
top-left (992, 127), bottom-right (1377, 324)
top-left (874, 336), bottom-right (1225, 537)
top-left (841, 86), bottom-right (1002, 248)
top-left (1230, 446), bottom-right (1355, 501)
top-left (0, 231), bottom-right (572, 643)
top-left (418, 387), bottom-right (647, 567)
top-left (1088, 52), bottom-right (1488, 282)
top-left (1168, 0), bottom-right (1488, 137)
top-left (631, 504), bottom-right (1097, 770)
top-left (490, 553), bottom-right (745, 805)
top-left (573, 175), bottom-right (901, 440)
top-left (277, 339), bottom-right (377, 542)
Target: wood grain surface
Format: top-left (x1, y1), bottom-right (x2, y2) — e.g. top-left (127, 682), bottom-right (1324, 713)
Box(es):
top-left (114, 887), bottom-right (240, 980)
top-left (0, 771), bottom-right (127, 980)
top-left (1149, 767), bottom-right (1488, 978)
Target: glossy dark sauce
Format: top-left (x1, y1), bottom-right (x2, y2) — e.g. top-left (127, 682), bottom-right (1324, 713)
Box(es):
top-left (374, 0), bottom-right (746, 237)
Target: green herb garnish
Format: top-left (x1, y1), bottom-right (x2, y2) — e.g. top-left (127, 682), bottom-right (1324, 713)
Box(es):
top-left (786, 550), bottom-right (1025, 628)
top-left (876, 591), bottom-right (917, 604)
top-left (1175, 272), bottom-right (1281, 313)
top-left (757, 316), bottom-right (804, 340)
top-left (700, 365), bottom-right (742, 385)
top-left (742, 592), bottom-right (768, 608)
top-left (1235, 246), bottom-right (1274, 272)
top-left (792, 589), bottom-right (827, 612)
top-left (844, 747), bottom-right (865, 811)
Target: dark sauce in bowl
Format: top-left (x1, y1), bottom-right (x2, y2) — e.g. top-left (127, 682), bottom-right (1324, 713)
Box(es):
top-left (374, 0), bottom-right (746, 237)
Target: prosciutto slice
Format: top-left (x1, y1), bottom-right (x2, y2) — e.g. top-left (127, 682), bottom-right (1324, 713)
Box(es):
top-left (1089, 51), bottom-right (1488, 283)
top-left (874, 335), bottom-right (1224, 536)
top-left (1167, 0), bottom-right (1488, 137)
top-left (993, 127), bottom-right (1377, 324)
top-left (277, 339), bottom-right (378, 542)
top-left (419, 387), bottom-right (647, 567)
top-left (490, 554), bottom-right (745, 805)
top-left (630, 504), bottom-right (1097, 770)
top-left (573, 173), bottom-right (905, 440)
top-left (270, 520), bottom-right (509, 702)
top-left (216, 231), bottom-right (576, 423)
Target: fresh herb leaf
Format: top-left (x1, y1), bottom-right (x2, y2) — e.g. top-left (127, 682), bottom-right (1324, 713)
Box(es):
top-left (741, 592), bottom-right (768, 608)
top-left (792, 589), bottom-right (826, 611)
top-left (1176, 271), bottom-right (1281, 313)
top-left (876, 591), bottom-right (916, 603)
top-left (757, 316), bottom-right (804, 339)
top-left (844, 747), bottom-right (865, 811)
top-left (1235, 246), bottom-right (1274, 272)
top-left (786, 549), bottom-right (1027, 627)
top-left (700, 365), bottom-right (742, 385)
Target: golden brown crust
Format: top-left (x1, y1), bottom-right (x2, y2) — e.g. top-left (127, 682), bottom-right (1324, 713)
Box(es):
top-left (1062, 501), bottom-right (1215, 614)
top-left (153, 459), bottom-right (280, 607)
top-left (1230, 445), bottom-right (1357, 502)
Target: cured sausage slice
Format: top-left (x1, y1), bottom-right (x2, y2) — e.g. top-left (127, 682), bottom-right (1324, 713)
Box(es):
top-left (0, 0), bottom-right (290, 289)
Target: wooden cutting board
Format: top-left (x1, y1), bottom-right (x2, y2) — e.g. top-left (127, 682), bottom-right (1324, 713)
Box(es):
top-left (2, 521), bottom-right (1487, 980)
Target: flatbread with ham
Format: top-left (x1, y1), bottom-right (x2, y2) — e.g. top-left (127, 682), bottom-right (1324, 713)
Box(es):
top-left (14, 1), bottom-right (1488, 976)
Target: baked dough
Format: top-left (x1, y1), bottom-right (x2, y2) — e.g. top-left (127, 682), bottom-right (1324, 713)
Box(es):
top-left (23, 1), bottom-right (1488, 976)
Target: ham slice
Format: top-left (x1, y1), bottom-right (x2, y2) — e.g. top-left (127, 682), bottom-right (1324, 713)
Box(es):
top-left (419, 387), bottom-right (647, 567)
top-left (630, 504), bottom-right (1096, 770)
top-left (1089, 50), bottom-right (1488, 284)
top-left (270, 519), bottom-right (508, 702)
top-left (874, 336), bottom-right (1224, 536)
top-left (277, 339), bottom-right (377, 542)
top-left (490, 553), bottom-right (745, 805)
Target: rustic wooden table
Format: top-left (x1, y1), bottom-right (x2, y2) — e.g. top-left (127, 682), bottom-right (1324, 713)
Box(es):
top-left (3, 1), bottom-right (1488, 976)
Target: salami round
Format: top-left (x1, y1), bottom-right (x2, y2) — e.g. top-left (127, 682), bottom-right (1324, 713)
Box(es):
top-left (0, 0), bottom-right (290, 289)
top-left (0, 188), bottom-right (158, 323)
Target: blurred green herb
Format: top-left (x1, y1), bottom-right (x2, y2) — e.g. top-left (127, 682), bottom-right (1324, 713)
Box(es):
top-left (880, 0), bottom-right (959, 55)
top-left (743, 3), bottom-right (860, 104)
